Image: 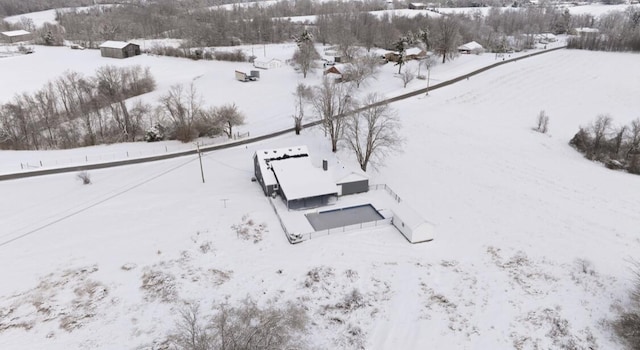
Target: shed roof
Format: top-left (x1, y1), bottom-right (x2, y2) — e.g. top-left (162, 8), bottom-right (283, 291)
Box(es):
top-left (391, 200), bottom-right (434, 231)
top-left (270, 157), bottom-right (338, 201)
top-left (405, 47), bottom-right (426, 56)
top-left (1, 30), bottom-right (31, 37)
top-left (458, 41), bottom-right (483, 51)
top-left (99, 40), bottom-right (133, 49)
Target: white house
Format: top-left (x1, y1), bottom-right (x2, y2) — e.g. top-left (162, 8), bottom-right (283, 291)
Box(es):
top-left (253, 58), bottom-right (282, 69)
top-left (458, 41), bottom-right (484, 54)
top-left (391, 201), bottom-right (435, 243)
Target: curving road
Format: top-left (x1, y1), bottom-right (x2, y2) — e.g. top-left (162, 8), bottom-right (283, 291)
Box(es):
top-left (0, 46), bottom-right (566, 182)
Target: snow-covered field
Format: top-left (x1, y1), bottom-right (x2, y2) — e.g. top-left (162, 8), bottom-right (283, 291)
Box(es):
top-left (0, 40), bottom-right (564, 174)
top-left (1, 42), bottom-right (640, 350)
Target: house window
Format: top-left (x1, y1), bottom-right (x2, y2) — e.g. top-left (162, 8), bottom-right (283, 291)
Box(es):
top-left (274, 184), bottom-right (279, 191)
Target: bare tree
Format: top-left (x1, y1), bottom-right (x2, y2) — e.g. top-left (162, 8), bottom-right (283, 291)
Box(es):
top-left (311, 78), bottom-right (355, 152)
top-left (342, 53), bottom-right (380, 88)
top-left (344, 93), bottom-right (403, 172)
top-left (399, 68), bottom-right (416, 88)
top-left (625, 119), bottom-right (640, 160)
top-left (160, 83), bottom-right (202, 142)
top-left (171, 298), bottom-right (308, 350)
top-left (535, 110), bottom-right (550, 134)
top-left (172, 303), bottom-right (212, 350)
top-left (434, 16), bottom-right (462, 64)
top-left (422, 55), bottom-right (438, 96)
top-left (214, 103), bottom-right (245, 139)
top-left (292, 29), bottom-right (319, 78)
top-left (292, 83), bottom-right (312, 135)
top-left (590, 114), bottom-right (613, 159)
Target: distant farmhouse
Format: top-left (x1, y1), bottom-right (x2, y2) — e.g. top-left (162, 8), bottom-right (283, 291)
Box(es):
top-left (458, 41), bottom-right (484, 54)
top-left (0, 30), bottom-right (32, 43)
top-left (99, 41), bottom-right (141, 59)
top-left (253, 146), bottom-right (369, 209)
top-left (408, 2), bottom-right (428, 9)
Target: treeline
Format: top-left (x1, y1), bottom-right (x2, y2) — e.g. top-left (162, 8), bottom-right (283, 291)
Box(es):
top-left (0, 65), bottom-right (155, 150)
top-left (570, 115), bottom-right (640, 174)
top-left (0, 0), bottom-right (98, 18)
top-left (567, 7), bottom-right (640, 51)
top-left (51, 1), bottom-right (589, 52)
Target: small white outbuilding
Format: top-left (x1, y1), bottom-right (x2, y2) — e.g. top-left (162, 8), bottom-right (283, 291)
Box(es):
top-left (391, 201), bottom-right (435, 243)
top-left (253, 58), bottom-right (282, 69)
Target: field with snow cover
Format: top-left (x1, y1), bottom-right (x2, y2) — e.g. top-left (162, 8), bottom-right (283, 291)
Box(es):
top-left (1, 45), bottom-right (640, 349)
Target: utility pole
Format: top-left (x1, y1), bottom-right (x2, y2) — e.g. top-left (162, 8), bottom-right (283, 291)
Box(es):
top-left (196, 142), bottom-right (205, 183)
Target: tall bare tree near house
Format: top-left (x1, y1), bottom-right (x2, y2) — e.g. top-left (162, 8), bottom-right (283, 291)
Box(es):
top-left (214, 103), bottom-right (245, 138)
top-left (292, 83), bottom-right (312, 135)
top-left (344, 93), bottom-right (403, 172)
top-left (434, 16), bottom-right (462, 64)
top-left (311, 78), bottom-right (355, 153)
top-left (342, 53), bottom-right (380, 88)
top-left (160, 83), bottom-right (203, 142)
top-left (292, 29), bottom-right (319, 78)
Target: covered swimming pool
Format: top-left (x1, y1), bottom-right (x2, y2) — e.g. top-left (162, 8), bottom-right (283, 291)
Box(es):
top-left (305, 204), bottom-right (384, 231)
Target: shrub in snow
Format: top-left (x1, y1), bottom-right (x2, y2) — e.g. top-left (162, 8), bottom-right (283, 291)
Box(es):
top-left (534, 110), bottom-right (550, 134)
top-left (171, 299), bottom-right (308, 350)
top-left (144, 124), bottom-right (166, 142)
top-left (570, 116), bottom-right (640, 175)
top-left (613, 262), bottom-right (640, 349)
top-left (76, 171), bottom-right (91, 185)
top-left (231, 214), bottom-right (267, 243)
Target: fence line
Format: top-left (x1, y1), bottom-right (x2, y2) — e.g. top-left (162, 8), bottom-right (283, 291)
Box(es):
top-left (267, 197), bottom-right (298, 244)
top-left (294, 217), bottom-right (393, 242)
top-left (9, 133), bottom-right (253, 173)
top-left (369, 183), bottom-right (402, 203)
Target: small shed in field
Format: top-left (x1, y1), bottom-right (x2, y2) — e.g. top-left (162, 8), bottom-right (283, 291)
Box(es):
top-left (253, 58), bottom-right (282, 69)
top-left (99, 41), bottom-right (141, 59)
top-left (391, 201), bottom-right (434, 243)
top-left (1, 30), bottom-right (32, 43)
top-left (458, 41), bottom-right (484, 54)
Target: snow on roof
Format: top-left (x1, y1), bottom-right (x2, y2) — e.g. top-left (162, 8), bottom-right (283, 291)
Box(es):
top-left (270, 157), bottom-right (338, 201)
top-left (1, 30), bottom-right (31, 37)
top-left (254, 146), bottom-right (309, 187)
top-left (405, 47), bottom-right (425, 56)
top-left (337, 172), bottom-right (368, 184)
top-left (391, 200), bottom-right (435, 231)
top-left (99, 41), bottom-right (132, 49)
top-left (458, 41), bottom-right (483, 51)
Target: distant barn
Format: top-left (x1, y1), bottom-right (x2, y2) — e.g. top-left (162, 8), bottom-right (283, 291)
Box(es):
top-left (0, 30), bottom-right (32, 43)
top-left (99, 41), bottom-right (141, 59)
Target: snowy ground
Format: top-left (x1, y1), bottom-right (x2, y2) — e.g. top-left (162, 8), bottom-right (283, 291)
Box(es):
top-left (1, 45), bottom-right (639, 349)
top-left (0, 39), bottom-right (565, 174)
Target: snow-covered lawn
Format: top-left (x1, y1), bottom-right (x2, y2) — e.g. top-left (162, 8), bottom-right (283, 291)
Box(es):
top-left (1, 47), bottom-right (639, 349)
top-left (0, 40), bottom-right (565, 174)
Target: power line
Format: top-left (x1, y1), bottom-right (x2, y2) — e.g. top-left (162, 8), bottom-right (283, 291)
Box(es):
top-left (0, 157), bottom-right (197, 248)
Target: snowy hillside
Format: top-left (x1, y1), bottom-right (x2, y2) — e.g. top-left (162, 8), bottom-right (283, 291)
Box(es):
top-left (1, 48), bottom-right (639, 349)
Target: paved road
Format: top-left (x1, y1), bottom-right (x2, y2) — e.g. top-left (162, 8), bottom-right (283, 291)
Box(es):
top-left (0, 46), bottom-right (566, 182)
